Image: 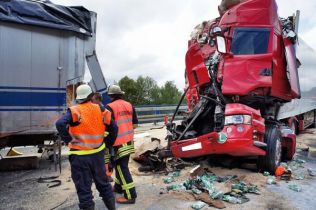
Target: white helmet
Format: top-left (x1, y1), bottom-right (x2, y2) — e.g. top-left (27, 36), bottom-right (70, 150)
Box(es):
top-left (108, 85), bottom-right (125, 95)
top-left (76, 84), bottom-right (92, 100)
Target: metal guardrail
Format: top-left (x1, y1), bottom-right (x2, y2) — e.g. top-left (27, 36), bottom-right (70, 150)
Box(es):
top-left (135, 105), bottom-right (187, 124)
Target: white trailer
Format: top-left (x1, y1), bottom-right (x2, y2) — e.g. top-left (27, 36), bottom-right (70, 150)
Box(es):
top-left (0, 0), bottom-right (108, 148)
top-left (278, 39), bottom-right (316, 133)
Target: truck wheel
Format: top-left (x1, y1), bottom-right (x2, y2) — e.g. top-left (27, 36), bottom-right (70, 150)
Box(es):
top-left (257, 124), bottom-right (282, 173)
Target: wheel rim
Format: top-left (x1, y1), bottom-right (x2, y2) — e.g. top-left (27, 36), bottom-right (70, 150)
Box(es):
top-left (275, 138), bottom-right (281, 166)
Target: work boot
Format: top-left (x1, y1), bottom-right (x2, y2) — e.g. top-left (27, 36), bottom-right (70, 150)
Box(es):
top-left (103, 197), bottom-right (116, 210)
top-left (116, 197), bottom-right (136, 204)
top-left (80, 205), bottom-right (95, 210)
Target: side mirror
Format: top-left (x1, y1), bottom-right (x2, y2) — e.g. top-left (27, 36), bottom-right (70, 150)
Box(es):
top-left (216, 36), bottom-right (227, 54)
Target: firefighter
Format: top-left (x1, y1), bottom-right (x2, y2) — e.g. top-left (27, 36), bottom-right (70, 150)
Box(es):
top-left (106, 84), bottom-right (138, 204)
top-left (55, 84), bottom-right (117, 210)
top-left (91, 92), bottom-right (114, 182)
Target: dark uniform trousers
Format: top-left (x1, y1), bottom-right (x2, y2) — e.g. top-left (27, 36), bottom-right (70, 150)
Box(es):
top-left (113, 154), bottom-right (137, 200)
top-left (70, 150), bottom-right (114, 209)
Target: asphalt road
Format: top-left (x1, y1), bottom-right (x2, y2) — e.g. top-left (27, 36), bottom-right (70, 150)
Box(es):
top-left (0, 127), bottom-right (316, 210)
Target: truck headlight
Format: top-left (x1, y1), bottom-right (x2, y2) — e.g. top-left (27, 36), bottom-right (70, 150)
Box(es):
top-left (224, 115), bottom-right (251, 125)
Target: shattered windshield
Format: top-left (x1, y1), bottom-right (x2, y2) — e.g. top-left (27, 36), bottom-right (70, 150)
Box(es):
top-left (231, 28), bottom-right (270, 55)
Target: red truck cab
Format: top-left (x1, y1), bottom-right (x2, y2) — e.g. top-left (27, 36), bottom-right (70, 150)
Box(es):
top-left (167, 0), bottom-right (299, 172)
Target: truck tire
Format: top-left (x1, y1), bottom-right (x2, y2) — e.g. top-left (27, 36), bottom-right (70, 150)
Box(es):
top-left (257, 124), bottom-right (282, 173)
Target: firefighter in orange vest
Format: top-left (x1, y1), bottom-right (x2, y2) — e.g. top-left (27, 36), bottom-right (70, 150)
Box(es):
top-left (106, 85), bottom-right (138, 204)
top-left (56, 84), bottom-right (117, 210)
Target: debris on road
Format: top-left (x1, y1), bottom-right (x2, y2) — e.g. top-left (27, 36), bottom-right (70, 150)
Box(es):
top-left (307, 168), bottom-right (316, 176)
top-left (191, 201), bottom-right (206, 210)
top-left (222, 194), bottom-right (249, 204)
top-left (163, 170), bottom-right (181, 183)
top-left (164, 167), bottom-right (262, 208)
top-left (266, 176), bottom-right (277, 185)
top-left (133, 137), bottom-right (194, 173)
top-left (288, 184), bottom-right (302, 192)
top-left (275, 166), bottom-right (286, 176)
top-left (263, 171), bottom-right (270, 176)
top-left (133, 138), bottom-right (165, 172)
top-left (193, 193), bottom-right (226, 209)
top-left (293, 172), bottom-right (305, 180)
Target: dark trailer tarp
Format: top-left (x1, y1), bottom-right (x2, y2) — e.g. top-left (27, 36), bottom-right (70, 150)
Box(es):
top-left (0, 0), bottom-right (92, 35)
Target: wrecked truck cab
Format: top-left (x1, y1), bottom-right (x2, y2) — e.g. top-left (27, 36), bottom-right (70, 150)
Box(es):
top-left (166, 0), bottom-right (299, 173)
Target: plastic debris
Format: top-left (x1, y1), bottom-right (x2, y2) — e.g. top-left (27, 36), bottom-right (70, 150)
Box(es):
top-left (275, 166), bottom-right (286, 176)
top-left (263, 171), bottom-right (270, 176)
top-left (169, 170), bottom-right (181, 177)
top-left (293, 173), bottom-right (304, 180)
top-left (222, 195), bottom-right (249, 204)
top-left (167, 170), bottom-right (258, 206)
top-left (288, 184), bottom-right (302, 192)
top-left (194, 193), bottom-right (226, 209)
top-left (307, 168), bottom-right (316, 176)
top-left (295, 159), bottom-right (306, 164)
top-left (191, 201), bottom-right (206, 210)
top-left (231, 182), bottom-right (260, 194)
top-left (163, 170), bottom-right (181, 183)
top-left (163, 177), bottom-right (175, 184)
top-left (166, 184), bottom-right (186, 191)
top-left (210, 190), bottom-right (224, 199)
top-left (222, 195), bottom-right (241, 204)
top-left (192, 188), bottom-right (202, 195)
top-left (266, 176), bottom-right (276, 185)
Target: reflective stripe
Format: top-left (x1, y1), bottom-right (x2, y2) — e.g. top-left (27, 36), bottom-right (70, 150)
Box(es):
top-left (116, 142), bottom-right (135, 159)
top-left (118, 144), bottom-right (134, 153)
top-left (117, 165), bottom-right (132, 199)
top-left (117, 130), bottom-right (134, 138)
top-left (114, 177), bottom-right (120, 184)
top-left (70, 141), bottom-right (102, 148)
top-left (71, 134), bottom-right (104, 139)
top-left (104, 154), bottom-right (110, 163)
top-left (117, 118), bottom-right (132, 125)
top-left (122, 182), bottom-right (135, 190)
top-left (118, 149), bottom-right (135, 158)
top-left (68, 143), bottom-right (105, 155)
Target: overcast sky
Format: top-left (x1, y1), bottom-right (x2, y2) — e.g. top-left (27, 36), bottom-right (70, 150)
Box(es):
top-left (52, 0), bottom-right (316, 91)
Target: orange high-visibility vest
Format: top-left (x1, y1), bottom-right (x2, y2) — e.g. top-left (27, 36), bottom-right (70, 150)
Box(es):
top-left (68, 102), bottom-right (111, 151)
top-left (108, 99), bottom-right (134, 146)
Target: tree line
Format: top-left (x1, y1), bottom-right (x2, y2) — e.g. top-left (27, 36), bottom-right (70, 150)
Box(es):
top-left (117, 76), bottom-right (183, 106)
